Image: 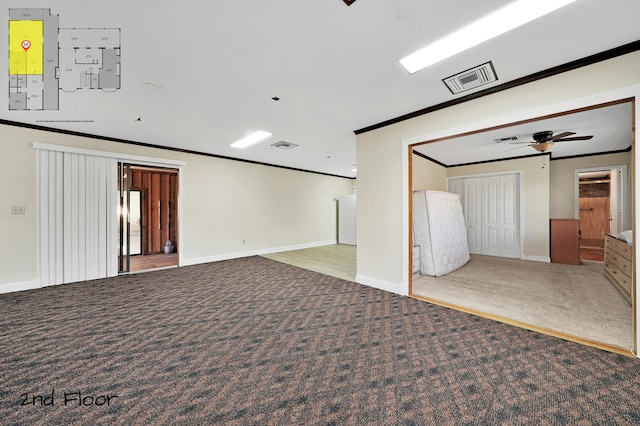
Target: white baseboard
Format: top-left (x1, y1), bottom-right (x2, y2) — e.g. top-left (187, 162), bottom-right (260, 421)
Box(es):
top-left (0, 279), bottom-right (41, 294)
top-left (355, 274), bottom-right (403, 295)
top-left (181, 251), bottom-right (255, 266)
top-left (524, 255), bottom-right (551, 263)
top-left (181, 240), bottom-right (337, 267)
top-left (258, 240), bottom-right (337, 256)
top-left (1, 241), bottom-right (339, 294)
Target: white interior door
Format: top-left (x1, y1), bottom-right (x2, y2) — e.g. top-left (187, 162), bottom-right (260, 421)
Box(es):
top-left (482, 176), bottom-right (501, 256)
top-left (498, 174), bottom-right (520, 258)
top-left (449, 178), bottom-right (482, 254)
top-left (610, 168), bottom-right (620, 234)
top-left (448, 179), bottom-right (464, 198)
top-left (338, 194), bottom-right (357, 245)
top-left (464, 178), bottom-right (482, 254)
top-left (451, 173), bottom-right (521, 258)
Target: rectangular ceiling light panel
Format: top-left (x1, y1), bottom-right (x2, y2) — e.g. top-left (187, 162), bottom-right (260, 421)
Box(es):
top-left (230, 130), bottom-right (272, 149)
top-left (399, 0), bottom-right (577, 74)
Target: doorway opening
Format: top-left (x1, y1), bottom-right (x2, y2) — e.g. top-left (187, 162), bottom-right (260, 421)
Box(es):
top-left (405, 98), bottom-right (635, 355)
top-left (118, 163), bottom-right (179, 273)
top-left (577, 167), bottom-right (626, 262)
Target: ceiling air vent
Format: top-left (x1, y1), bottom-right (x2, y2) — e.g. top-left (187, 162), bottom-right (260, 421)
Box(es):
top-left (271, 141), bottom-right (299, 150)
top-left (494, 135), bottom-right (519, 143)
top-left (442, 61), bottom-right (498, 95)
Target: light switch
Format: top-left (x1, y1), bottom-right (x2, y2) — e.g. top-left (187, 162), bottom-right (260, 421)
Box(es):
top-left (11, 206), bottom-right (26, 215)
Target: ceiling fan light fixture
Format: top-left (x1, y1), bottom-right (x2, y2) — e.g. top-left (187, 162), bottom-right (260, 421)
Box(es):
top-left (533, 142), bottom-right (554, 152)
top-left (398, 0), bottom-right (577, 74)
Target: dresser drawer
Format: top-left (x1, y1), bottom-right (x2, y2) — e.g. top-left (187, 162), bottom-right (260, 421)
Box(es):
top-left (605, 247), bottom-right (632, 276)
top-left (605, 235), bottom-right (632, 260)
top-left (604, 262), bottom-right (632, 296)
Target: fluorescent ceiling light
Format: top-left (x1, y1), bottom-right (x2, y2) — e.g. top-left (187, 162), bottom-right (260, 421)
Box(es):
top-left (398, 0), bottom-right (576, 74)
top-left (230, 130), bottom-right (272, 149)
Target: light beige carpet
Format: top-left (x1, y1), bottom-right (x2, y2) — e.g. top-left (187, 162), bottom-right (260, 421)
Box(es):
top-left (412, 254), bottom-right (633, 349)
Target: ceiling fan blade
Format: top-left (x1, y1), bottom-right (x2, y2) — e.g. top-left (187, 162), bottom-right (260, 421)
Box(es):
top-left (504, 144), bottom-right (532, 152)
top-left (554, 135), bottom-right (594, 142)
top-left (550, 131), bottom-right (576, 141)
top-left (508, 141), bottom-right (534, 145)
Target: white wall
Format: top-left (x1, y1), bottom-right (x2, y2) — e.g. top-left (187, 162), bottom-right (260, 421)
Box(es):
top-left (1, 134), bottom-right (37, 285)
top-left (0, 125), bottom-right (354, 290)
top-left (356, 51), bottom-right (640, 296)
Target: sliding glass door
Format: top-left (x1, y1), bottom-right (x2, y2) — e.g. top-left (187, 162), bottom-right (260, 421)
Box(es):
top-left (118, 162), bottom-right (131, 273)
top-left (118, 163), bottom-right (179, 273)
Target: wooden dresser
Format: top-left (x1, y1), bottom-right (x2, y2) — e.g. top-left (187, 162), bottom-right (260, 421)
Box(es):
top-left (604, 233), bottom-right (632, 303)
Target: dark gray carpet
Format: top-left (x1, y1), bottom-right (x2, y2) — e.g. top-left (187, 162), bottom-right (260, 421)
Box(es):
top-left (1, 256), bottom-right (640, 425)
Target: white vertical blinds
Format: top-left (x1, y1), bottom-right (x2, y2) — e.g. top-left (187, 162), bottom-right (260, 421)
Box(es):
top-left (36, 148), bottom-right (118, 286)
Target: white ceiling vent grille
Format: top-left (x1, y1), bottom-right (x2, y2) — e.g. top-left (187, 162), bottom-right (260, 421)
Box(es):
top-left (271, 141), bottom-right (299, 150)
top-left (494, 135), bottom-right (519, 143)
top-left (442, 61), bottom-right (498, 94)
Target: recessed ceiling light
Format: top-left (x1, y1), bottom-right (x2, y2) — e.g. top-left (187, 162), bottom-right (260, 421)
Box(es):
top-left (398, 0), bottom-right (576, 74)
top-left (143, 80), bottom-right (161, 89)
top-left (230, 130), bottom-right (272, 149)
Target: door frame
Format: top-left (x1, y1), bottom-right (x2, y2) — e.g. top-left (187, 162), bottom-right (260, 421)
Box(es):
top-left (400, 86), bottom-right (638, 354)
top-left (574, 164), bottom-right (628, 234)
top-left (118, 162), bottom-right (132, 273)
top-left (119, 164), bottom-right (181, 272)
top-left (113, 158), bottom-right (183, 271)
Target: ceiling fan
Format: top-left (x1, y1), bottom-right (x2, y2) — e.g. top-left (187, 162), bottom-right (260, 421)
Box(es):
top-left (506, 131), bottom-right (594, 152)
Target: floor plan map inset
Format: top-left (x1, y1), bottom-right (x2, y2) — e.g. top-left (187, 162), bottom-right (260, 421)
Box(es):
top-left (9, 8), bottom-right (121, 111)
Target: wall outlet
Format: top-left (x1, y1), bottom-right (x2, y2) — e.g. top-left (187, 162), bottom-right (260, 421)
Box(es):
top-left (11, 206), bottom-right (26, 215)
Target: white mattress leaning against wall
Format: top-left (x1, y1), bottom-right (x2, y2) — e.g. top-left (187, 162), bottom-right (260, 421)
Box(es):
top-left (412, 190), bottom-right (470, 277)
